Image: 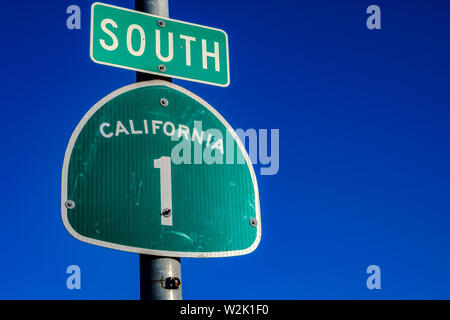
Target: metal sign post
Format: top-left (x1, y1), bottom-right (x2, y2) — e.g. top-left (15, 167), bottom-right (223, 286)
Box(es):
top-left (135, 0), bottom-right (182, 301)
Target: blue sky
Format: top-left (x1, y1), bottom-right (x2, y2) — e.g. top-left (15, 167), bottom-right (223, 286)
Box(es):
top-left (1, 0), bottom-right (450, 299)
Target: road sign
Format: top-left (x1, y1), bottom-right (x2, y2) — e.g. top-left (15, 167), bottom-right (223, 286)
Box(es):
top-left (61, 81), bottom-right (260, 257)
top-left (90, 2), bottom-right (230, 87)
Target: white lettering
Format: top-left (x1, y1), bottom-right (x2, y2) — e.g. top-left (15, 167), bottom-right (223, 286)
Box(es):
top-left (152, 120), bottom-right (163, 134)
top-left (127, 24), bottom-right (146, 56)
top-left (211, 139), bottom-right (224, 154)
top-left (178, 124), bottom-right (190, 140)
top-left (99, 19), bottom-right (118, 51)
top-left (202, 40), bottom-right (220, 71)
top-left (130, 120), bottom-right (143, 134)
top-left (156, 30), bottom-right (174, 62)
top-left (163, 121), bottom-right (175, 136)
top-left (192, 128), bottom-right (204, 145)
top-left (180, 35), bottom-right (196, 66)
top-left (115, 121), bottom-right (129, 136)
top-left (99, 123), bottom-right (113, 138)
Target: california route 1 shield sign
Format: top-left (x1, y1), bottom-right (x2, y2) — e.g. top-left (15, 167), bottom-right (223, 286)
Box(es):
top-left (61, 81), bottom-right (261, 257)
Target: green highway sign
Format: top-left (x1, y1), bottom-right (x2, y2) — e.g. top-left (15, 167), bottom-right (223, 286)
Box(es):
top-left (90, 3), bottom-right (230, 87)
top-left (61, 81), bottom-right (261, 257)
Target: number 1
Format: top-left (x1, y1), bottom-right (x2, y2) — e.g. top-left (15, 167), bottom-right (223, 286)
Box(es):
top-left (154, 156), bottom-right (173, 226)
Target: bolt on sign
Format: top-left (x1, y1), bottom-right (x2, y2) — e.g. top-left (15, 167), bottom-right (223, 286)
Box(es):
top-left (90, 2), bottom-right (230, 87)
top-left (61, 81), bottom-right (261, 257)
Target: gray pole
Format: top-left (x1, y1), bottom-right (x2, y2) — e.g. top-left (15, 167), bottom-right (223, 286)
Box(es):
top-left (136, 0), bottom-right (169, 82)
top-left (135, 0), bottom-right (182, 300)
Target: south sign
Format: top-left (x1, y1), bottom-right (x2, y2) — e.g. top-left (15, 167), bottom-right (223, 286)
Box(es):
top-left (90, 2), bottom-right (230, 87)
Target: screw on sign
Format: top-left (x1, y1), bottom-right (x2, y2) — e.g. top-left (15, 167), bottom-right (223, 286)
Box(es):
top-left (160, 98), bottom-right (169, 107)
top-left (61, 81), bottom-right (261, 258)
top-left (158, 64), bottom-right (167, 73)
top-left (157, 19), bottom-right (166, 28)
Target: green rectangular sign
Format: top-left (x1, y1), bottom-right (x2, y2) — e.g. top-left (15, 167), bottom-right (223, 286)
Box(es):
top-left (90, 3), bottom-right (230, 87)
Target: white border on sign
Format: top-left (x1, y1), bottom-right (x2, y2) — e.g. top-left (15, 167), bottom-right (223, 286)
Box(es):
top-left (89, 2), bottom-right (230, 88)
top-left (61, 80), bottom-right (261, 258)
